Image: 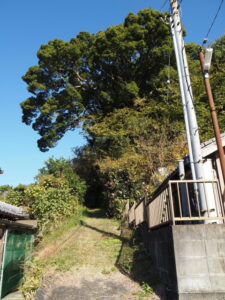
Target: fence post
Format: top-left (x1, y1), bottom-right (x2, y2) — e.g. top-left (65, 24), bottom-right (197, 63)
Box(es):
top-left (169, 182), bottom-right (175, 225)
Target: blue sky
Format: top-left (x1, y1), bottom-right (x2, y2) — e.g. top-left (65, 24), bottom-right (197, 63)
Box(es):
top-left (0, 0), bottom-right (224, 186)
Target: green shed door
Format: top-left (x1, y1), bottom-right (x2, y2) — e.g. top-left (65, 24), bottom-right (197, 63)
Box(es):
top-left (0, 229), bottom-right (33, 299)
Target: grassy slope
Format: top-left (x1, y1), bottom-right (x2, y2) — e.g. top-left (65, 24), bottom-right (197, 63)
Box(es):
top-left (21, 208), bottom-right (157, 300)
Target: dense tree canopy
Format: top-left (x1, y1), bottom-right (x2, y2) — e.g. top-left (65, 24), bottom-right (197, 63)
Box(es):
top-left (21, 8), bottom-right (225, 216)
top-left (21, 8), bottom-right (175, 151)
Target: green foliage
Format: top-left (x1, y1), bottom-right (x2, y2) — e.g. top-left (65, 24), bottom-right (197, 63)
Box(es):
top-left (6, 189), bottom-right (27, 207)
top-left (0, 185), bottom-right (13, 193)
top-left (21, 5), bottom-right (225, 218)
top-left (20, 207), bottom-right (85, 299)
top-left (38, 174), bottom-right (68, 189)
top-left (36, 157), bottom-right (86, 203)
top-left (21, 8), bottom-right (172, 152)
top-left (6, 185), bottom-right (79, 232)
top-left (28, 185), bottom-right (78, 228)
top-left (209, 36), bottom-right (225, 134)
top-left (81, 100), bottom-right (187, 217)
top-left (5, 157), bottom-right (86, 232)
top-left (134, 282), bottom-right (154, 299)
top-left (20, 258), bottom-right (44, 300)
top-left (14, 184), bottom-right (28, 192)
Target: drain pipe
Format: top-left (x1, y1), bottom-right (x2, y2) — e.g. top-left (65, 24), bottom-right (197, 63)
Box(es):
top-left (178, 160), bottom-right (189, 217)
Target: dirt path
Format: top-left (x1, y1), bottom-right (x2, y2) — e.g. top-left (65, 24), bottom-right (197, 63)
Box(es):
top-left (34, 210), bottom-right (159, 300)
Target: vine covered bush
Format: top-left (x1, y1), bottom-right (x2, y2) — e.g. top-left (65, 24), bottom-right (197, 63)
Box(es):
top-left (6, 185), bottom-right (79, 231)
top-left (5, 157), bottom-right (86, 231)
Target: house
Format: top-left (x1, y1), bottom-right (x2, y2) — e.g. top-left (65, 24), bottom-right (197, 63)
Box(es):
top-left (128, 134), bottom-right (225, 300)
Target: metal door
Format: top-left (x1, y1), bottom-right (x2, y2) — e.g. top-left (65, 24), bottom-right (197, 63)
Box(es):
top-left (0, 229), bottom-right (33, 298)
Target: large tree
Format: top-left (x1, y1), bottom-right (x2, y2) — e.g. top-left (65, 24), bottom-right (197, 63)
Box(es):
top-left (21, 8), bottom-right (175, 151)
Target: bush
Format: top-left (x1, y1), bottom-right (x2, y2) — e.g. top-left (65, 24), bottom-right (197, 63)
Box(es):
top-left (6, 185), bottom-right (79, 232)
top-left (36, 157), bottom-right (87, 204)
top-left (28, 186), bottom-right (78, 225)
top-left (5, 189), bottom-right (27, 207)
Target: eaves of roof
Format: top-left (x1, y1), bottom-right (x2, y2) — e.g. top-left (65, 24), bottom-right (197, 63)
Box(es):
top-left (0, 201), bottom-right (29, 220)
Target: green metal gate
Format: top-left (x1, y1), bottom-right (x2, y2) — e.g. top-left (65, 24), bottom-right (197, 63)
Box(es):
top-left (0, 229), bottom-right (34, 299)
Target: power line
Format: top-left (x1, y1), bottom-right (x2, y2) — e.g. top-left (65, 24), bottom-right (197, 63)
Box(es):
top-left (203, 0), bottom-right (224, 43)
top-left (160, 0), bottom-right (168, 11)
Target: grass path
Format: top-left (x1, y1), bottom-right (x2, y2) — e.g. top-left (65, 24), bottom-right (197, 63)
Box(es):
top-left (34, 209), bottom-right (159, 300)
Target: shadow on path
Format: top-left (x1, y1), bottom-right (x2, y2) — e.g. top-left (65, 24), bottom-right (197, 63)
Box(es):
top-left (115, 225), bottom-right (166, 300)
top-left (80, 220), bottom-right (129, 243)
top-left (82, 209), bottom-right (107, 219)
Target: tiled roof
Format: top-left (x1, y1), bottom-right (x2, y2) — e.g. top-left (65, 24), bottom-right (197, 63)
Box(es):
top-left (0, 201), bottom-right (29, 219)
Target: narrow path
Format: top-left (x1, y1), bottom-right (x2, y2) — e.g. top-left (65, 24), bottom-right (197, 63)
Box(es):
top-left (35, 210), bottom-right (159, 300)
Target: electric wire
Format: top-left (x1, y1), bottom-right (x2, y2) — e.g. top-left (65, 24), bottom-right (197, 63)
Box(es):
top-left (203, 0), bottom-right (224, 44)
top-left (160, 0), bottom-right (168, 11)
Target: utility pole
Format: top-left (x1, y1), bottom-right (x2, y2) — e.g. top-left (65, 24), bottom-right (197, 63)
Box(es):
top-left (199, 47), bottom-right (225, 184)
top-left (170, 0), bottom-right (207, 212)
top-left (170, 9), bottom-right (196, 181)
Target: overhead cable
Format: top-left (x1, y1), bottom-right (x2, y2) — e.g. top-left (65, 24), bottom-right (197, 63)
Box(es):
top-left (160, 0), bottom-right (168, 11)
top-left (203, 0), bottom-right (224, 44)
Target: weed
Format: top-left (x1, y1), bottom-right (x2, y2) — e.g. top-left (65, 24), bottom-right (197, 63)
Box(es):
top-left (21, 207), bottom-right (85, 299)
top-left (117, 225), bottom-right (155, 298)
top-left (133, 282), bottom-right (153, 299)
top-left (101, 268), bottom-right (111, 274)
top-left (20, 258), bottom-right (45, 300)
top-left (20, 208), bottom-right (123, 299)
top-left (141, 282), bottom-right (153, 294)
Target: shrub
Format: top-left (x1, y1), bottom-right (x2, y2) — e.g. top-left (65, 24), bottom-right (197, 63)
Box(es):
top-left (5, 189), bottom-right (27, 207)
top-left (6, 185), bottom-right (78, 232)
top-left (27, 186), bottom-right (78, 226)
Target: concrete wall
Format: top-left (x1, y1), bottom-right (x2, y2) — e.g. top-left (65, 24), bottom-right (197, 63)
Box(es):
top-left (141, 224), bottom-right (225, 300)
top-left (173, 224), bottom-right (225, 299)
top-left (139, 224), bottom-right (178, 299)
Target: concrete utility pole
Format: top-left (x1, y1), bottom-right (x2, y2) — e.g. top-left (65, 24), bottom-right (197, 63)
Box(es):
top-left (170, 9), bottom-right (196, 181)
top-left (170, 0), bottom-right (207, 212)
top-left (199, 47), bottom-right (225, 184)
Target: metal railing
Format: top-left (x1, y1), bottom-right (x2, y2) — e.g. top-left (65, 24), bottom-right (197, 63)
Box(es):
top-left (169, 180), bottom-right (225, 225)
top-left (129, 179), bottom-right (225, 229)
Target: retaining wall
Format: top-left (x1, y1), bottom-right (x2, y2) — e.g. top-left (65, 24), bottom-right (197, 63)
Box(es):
top-left (140, 224), bottom-right (225, 300)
